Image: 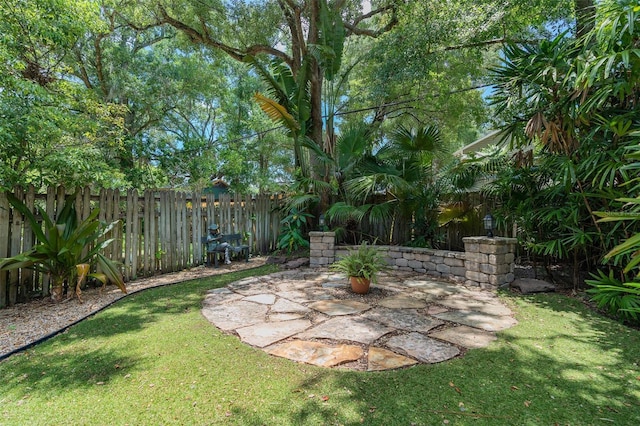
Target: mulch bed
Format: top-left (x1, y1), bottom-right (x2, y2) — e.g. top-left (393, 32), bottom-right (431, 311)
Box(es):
top-left (0, 258), bottom-right (267, 359)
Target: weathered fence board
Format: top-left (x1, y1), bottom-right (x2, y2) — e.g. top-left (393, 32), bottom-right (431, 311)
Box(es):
top-left (131, 189), bottom-right (140, 279)
top-left (191, 191), bottom-right (202, 266)
top-left (0, 192), bottom-right (9, 307)
top-left (9, 187), bottom-right (23, 305)
top-left (21, 187), bottom-right (35, 297)
top-left (0, 186), bottom-right (285, 307)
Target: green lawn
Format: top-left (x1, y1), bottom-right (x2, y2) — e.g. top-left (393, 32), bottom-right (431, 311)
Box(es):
top-left (1, 265), bottom-right (639, 425)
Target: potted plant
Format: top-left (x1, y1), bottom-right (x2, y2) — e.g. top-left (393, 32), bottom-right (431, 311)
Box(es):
top-left (330, 242), bottom-right (388, 294)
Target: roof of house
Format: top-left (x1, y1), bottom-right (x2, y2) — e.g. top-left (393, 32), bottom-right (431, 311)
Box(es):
top-left (453, 130), bottom-right (511, 157)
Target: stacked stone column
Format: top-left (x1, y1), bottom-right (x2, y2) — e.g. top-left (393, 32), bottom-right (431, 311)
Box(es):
top-left (463, 236), bottom-right (516, 288)
top-left (309, 231), bottom-right (335, 267)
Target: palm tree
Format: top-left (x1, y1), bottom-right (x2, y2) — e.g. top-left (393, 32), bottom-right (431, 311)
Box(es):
top-left (328, 123), bottom-right (445, 245)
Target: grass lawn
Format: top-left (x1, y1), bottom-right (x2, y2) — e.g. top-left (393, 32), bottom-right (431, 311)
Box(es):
top-left (1, 265), bottom-right (639, 425)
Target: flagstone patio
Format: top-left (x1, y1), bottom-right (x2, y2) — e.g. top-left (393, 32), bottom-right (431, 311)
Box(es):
top-left (201, 268), bottom-right (517, 371)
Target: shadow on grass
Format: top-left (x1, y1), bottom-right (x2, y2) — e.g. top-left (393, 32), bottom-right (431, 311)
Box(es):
top-left (0, 267), bottom-right (277, 392)
top-left (64, 266), bottom-right (277, 341)
top-left (2, 347), bottom-right (141, 392)
top-left (2, 272), bottom-right (638, 425)
top-left (228, 291), bottom-right (640, 425)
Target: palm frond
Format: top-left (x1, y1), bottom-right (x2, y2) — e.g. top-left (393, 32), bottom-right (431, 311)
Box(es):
top-left (254, 93), bottom-right (300, 132)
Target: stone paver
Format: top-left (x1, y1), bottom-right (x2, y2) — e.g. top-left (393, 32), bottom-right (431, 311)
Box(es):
top-left (368, 347), bottom-right (418, 371)
top-left (433, 310), bottom-right (518, 332)
top-left (269, 313), bottom-right (306, 322)
top-left (243, 294), bottom-right (277, 305)
top-left (275, 290), bottom-right (312, 302)
top-left (427, 305), bottom-right (449, 315)
top-left (362, 307), bottom-right (444, 333)
top-left (298, 317), bottom-right (394, 344)
top-left (308, 300), bottom-right (370, 316)
top-left (236, 319), bottom-right (311, 348)
top-left (377, 295), bottom-right (427, 309)
top-left (202, 301), bottom-right (268, 331)
top-left (200, 268), bottom-right (518, 371)
top-left (267, 340), bottom-right (363, 367)
top-left (271, 298), bottom-right (310, 313)
top-left (386, 332), bottom-right (460, 364)
top-left (429, 325), bottom-right (497, 349)
top-left (402, 279), bottom-right (462, 296)
top-left (437, 295), bottom-right (513, 316)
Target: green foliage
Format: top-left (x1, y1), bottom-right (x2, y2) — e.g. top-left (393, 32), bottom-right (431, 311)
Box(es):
top-left (276, 207), bottom-right (312, 254)
top-left (586, 270), bottom-right (640, 323)
top-left (0, 192), bottom-right (126, 301)
top-left (485, 0), bottom-right (640, 288)
top-left (588, 141), bottom-right (640, 320)
top-left (327, 122), bottom-right (445, 245)
top-left (330, 242), bottom-right (388, 283)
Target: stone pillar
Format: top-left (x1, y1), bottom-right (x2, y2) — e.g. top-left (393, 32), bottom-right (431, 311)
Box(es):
top-left (309, 231), bottom-right (335, 267)
top-left (463, 236), bottom-right (517, 289)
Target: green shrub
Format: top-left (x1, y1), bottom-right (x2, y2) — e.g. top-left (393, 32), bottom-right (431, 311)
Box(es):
top-left (586, 270), bottom-right (640, 323)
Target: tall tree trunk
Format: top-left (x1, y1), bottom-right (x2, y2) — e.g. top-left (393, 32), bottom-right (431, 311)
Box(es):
top-left (309, 0), bottom-right (330, 214)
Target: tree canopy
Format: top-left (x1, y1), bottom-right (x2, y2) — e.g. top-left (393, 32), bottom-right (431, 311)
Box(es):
top-left (0, 0), bottom-right (587, 192)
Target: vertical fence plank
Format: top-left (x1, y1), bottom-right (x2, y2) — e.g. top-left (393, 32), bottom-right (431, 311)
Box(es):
top-left (162, 191), bottom-right (170, 272)
top-left (124, 190), bottom-right (134, 281)
top-left (167, 191), bottom-right (172, 271)
top-left (192, 192), bottom-right (202, 265)
top-left (114, 189), bottom-right (124, 266)
top-left (143, 190), bottom-right (152, 275)
top-left (9, 187), bottom-right (24, 305)
top-left (233, 192), bottom-right (240, 232)
top-left (219, 193), bottom-right (229, 233)
top-left (56, 186), bottom-right (65, 219)
top-left (80, 187), bottom-right (91, 262)
top-left (151, 191), bottom-right (159, 274)
top-left (181, 192), bottom-right (189, 268)
top-left (169, 190), bottom-right (176, 272)
top-left (42, 187), bottom-right (56, 297)
top-left (158, 191), bottom-right (165, 272)
top-left (0, 192), bottom-right (10, 307)
top-left (262, 195), bottom-right (269, 253)
top-left (181, 192), bottom-right (187, 267)
top-left (252, 195), bottom-right (259, 254)
top-left (21, 186), bottom-right (35, 298)
top-left (131, 189), bottom-right (140, 279)
top-left (169, 191), bottom-right (177, 271)
top-left (206, 193), bottom-right (215, 229)
top-left (256, 195), bottom-right (263, 253)
top-left (248, 195), bottom-right (256, 254)
top-left (175, 191), bottom-right (184, 270)
top-left (272, 194), bottom-right (281, 252)
top-left (100, 189), bottom-right (110, 261)
top-left (173, 192), bottom-right (180, 270)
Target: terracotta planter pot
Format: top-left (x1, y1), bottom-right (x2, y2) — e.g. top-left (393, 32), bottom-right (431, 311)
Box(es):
top-left (349, 276), bottom-right (371, 294)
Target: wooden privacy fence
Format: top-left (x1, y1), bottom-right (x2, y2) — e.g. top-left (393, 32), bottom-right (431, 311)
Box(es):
top-left (0, 186), bottom-right (283, 307)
